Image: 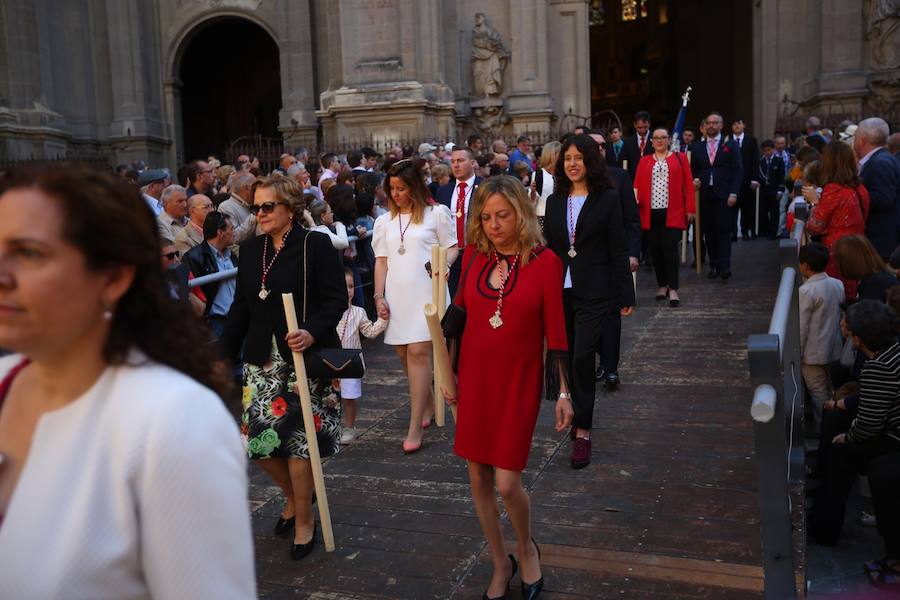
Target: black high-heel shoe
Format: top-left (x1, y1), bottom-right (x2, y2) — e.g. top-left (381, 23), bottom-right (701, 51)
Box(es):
top-left (273, 515), bottom-right (295, 537)
top-left (482, 554), bottom-right (518, 600)
top-left (290, 522), bottom-right (316, 560)
top-left (521, 539), bottom-right (544, 600)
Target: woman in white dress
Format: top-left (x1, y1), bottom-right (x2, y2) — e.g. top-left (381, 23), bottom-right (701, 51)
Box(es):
top-left (373, 159), bottom-right (458, 453)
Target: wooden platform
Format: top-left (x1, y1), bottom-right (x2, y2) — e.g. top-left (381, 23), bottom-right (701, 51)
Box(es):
top-left (251, 240), bottom-right (780, 599)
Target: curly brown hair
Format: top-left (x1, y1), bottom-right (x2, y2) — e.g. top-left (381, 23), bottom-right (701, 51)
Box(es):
top-left (0, 164), bottom-right (231, 399)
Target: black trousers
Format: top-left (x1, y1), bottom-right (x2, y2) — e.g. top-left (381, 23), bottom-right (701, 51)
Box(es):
top-left (868, 452), bottom-right (900, 559)
top-left (563, 290), bottom-right (612, 430)
top-left (760, 189), bottom-right (779, 238)
top-left (738, 184), bottom-right (757, 236)
top-left (649, 209), bottom-right (681, 289)
top-left (699, 187), bottom-right (734, 271)
top-left (809, 436), bottom-right (900, 546)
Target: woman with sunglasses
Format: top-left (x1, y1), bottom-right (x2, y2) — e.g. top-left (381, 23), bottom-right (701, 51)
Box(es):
top-left (633, 127), bottom-right (695, 306)
top-left (372, 159), bottom-right (458, 453)
top-left (223, 175), bottom-right (347, 560)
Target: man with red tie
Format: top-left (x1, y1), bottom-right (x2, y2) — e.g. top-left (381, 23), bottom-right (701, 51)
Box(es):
top-left (621, 111), bottom-right (654, 181)
top-left (436, 146), bottom-right (483, 298)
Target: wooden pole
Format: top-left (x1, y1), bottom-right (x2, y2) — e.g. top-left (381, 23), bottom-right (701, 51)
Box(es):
top-left (281, 293), bottom-right (336, 552)
top-left (681, 231), bottom-right (687, 263)
top-left (435, 246), bottom-right (449, 427)
top-left (694, 179), bottom-right (702, 275)
top-left (424, 303), bottom-right (457, 421)
top-left (755, 186), bottom-right (760, 237)
top-left (430, 245), bottom-right (445, 427)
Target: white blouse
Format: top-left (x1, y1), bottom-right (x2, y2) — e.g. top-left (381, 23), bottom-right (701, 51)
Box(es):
top-left (0, 354), bottom-right (256, 600)
top-left (651, 157), bottom-right (669, 210)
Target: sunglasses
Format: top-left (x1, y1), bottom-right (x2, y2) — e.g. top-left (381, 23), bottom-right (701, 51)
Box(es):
top-left (249, 201), bottom-right (289, 215)
top-left (163, 251), bottom-right (180, 260)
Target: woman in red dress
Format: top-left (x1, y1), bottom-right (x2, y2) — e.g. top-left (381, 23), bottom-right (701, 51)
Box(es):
top-left (444, 175), bottom-right (573, 600)
top-left (804, 141), bottom-right (870, 300)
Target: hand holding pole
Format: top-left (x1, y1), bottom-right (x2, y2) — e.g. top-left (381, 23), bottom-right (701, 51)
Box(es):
top-left (281, 293), bottom-right (336, 552)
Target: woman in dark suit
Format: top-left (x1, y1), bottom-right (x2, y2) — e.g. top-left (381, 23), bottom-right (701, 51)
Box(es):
top-left (223, 175), bottom-right (346, 560)
top-left (545, 134), bottom-right (633, 470)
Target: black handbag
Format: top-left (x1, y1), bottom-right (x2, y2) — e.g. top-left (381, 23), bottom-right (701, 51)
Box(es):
top-left (300, 230), bottom-right (365, 379)
top-left (440, 249), bottom-right (478, 373)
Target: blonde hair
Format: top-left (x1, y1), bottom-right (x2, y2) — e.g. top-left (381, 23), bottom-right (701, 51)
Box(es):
top-left (384, 158), bottom-right (431, 224)
top-left (466, 175), bottom-right (544, 265)
top-left (251, 174), bottom-right (306, 217)
top-left (539, 141), bottom-right (562, 172)
top-left (319, 177), bottom-right (336, 198)
top-left (431, 163), bottom-right (450, 181)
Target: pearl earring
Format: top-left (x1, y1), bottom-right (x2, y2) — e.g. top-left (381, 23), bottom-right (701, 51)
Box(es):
top-left (102, 302), bottom-right (113, 321)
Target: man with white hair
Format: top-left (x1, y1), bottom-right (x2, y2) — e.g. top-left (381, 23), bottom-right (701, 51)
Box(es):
top-left (287, 163), bottom-right (323, 203)
top-left (217, 172), bottom-right (258, 244)
top-left (157, 185), bottom-right (188, 242)
top-left (855, 117), bottom-right (900, 258)
top-left (174, 194), bottom-right (213, 256)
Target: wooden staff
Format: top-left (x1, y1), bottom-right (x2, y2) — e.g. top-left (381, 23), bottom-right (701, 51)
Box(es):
top-left (623, 159), bottom-right (628, 172)
top-left (431, 245), bottom-right (446, 427)
top-left (424, 303), bottom-right (457, 421)
top-left (754, 186), bottom-right (760, 236)
top-left (681, 231), bottom-right (688, 263)
top-left (437, 247), bottom-right (448, 318)
top-left (281, 293), bottom-right (335, 552)
top-left (694, 180), bottom-right (702, 275)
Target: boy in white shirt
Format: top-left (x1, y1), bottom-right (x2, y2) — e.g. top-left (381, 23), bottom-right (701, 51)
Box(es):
top-left (798, 242), bottom-right (846, 432)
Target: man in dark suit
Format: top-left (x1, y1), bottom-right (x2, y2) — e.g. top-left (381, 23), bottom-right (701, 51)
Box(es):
top-left (587, 131), bottom-right (640, 388)
top-left (757, 139), bottom-right (786, 239)
top-left (730, 118), bottom-right (760, 240)
top-left (620, 111), bottom-right (653, 181)
top-left (436, 146), bottom-right (483, 297)
top-left (689, 112), bottom-right (743, 280)
top-left (854, 117), bottom-right (900, 259)
top-left (184, 212), bottom-right (238, 339)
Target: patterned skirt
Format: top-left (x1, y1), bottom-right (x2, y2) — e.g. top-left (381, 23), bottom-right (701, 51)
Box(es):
top-left (241, 339), bottom-right (342, 460)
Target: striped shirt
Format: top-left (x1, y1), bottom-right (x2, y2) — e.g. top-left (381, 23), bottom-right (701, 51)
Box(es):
top-left (847, 342), bottom-right (900, 443)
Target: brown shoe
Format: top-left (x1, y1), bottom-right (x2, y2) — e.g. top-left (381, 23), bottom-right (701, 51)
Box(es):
top-left (570, 437), bottom-right (591, 469)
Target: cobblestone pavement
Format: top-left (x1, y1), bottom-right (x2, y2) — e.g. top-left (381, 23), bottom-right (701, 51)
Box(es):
top-left (250, 241), bottom-right (781, 599)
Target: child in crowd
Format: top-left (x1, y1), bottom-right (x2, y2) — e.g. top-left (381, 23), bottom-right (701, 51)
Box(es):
top-left (799, 242), bottom-right (846, 432)
top-left (337, 267), bottom-right (388, 443)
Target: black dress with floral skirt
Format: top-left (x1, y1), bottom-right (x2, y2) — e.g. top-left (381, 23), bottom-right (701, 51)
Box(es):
top-left (223, 227), bottom-right (348, 460)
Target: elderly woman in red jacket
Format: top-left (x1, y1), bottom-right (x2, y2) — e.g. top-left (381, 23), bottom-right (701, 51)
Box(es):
top-left (634, 127), bottom-right (695, 306)
top-left (804, 141), bottom-right (871, 300)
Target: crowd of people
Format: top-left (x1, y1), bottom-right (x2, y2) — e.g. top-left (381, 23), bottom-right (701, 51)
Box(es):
top-left (1, 108), bottom-right (899, 597)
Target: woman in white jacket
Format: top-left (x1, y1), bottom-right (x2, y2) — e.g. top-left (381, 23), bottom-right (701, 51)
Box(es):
top-left (0, 165), bottom-right (255, 600)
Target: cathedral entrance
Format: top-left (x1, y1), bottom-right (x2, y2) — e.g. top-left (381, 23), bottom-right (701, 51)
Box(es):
top-left (176, 17), bottom-right (282, 164)
top-left (589, 0), bottom-right (753, 136)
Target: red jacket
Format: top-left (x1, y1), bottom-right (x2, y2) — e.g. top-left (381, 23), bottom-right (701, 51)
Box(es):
top-left (634, 152), bottom-right (695, 230)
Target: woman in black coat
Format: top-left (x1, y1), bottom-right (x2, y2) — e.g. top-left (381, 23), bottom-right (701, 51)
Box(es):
top-left (223, 175), bottom-right (346, 561)
top-left (544, 134), bottom-right (633, 470)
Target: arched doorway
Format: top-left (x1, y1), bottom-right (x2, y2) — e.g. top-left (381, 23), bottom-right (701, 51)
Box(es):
top-left (177, 17), bottom-right (282, 163)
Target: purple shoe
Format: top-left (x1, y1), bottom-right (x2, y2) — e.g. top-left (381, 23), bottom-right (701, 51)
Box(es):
top-left (571, 437), bottom-right (591, 469)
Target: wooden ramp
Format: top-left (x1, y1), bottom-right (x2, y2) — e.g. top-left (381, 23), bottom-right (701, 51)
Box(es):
top-left (251, 241), bottom-right (779, 599)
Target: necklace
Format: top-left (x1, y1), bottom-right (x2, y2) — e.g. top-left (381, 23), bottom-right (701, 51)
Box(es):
top-left (259, 225), bottom-right (293, 300)
top-left (567, 195), bottom-right (580, 258)
top-left (397, 212), bottom-right (412, 255)
top-left (489, 252), bottom-right (519, 329)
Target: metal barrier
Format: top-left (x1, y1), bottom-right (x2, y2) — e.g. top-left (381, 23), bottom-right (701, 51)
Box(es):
top-left (747, 201), bottom-right (808, 599)
top-left (186, 234), bottom-right (362, 288)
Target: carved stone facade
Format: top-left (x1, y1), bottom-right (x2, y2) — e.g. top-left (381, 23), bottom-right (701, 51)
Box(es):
top-left (754, 0), bottom-right (900, 133)
top-left (0, 1), bottom-right (893, 168)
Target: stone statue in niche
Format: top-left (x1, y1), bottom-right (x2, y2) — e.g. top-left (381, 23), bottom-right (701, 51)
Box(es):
top-left (866, 0), bottom-right (900, 70)
top-left (471, 13), bottom-right (509, 99)
top-left (471, 103), bottom-right (510, 137)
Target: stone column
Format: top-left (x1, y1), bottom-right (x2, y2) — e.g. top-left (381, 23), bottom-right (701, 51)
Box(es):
top-left (278, 2), bottom-right (318, 151)
top-left (317, 0), bottom-right (455, 149)
top-left (547, 0), bottom-right (591, 131)
top-left (105, 0), bottom-right (169, 165)
top-left (505, 0), bottom-right (554, 136)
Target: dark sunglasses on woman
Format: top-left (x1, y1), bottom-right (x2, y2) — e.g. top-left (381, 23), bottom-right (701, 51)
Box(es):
top-left (163, 251), bottom-right (180, 260)
top-left (249, 201), bottom-right (289, 215)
